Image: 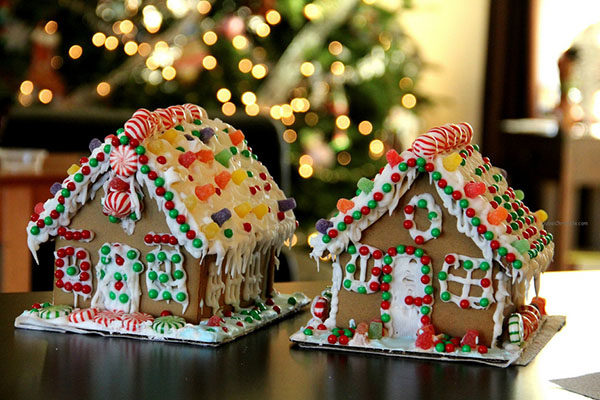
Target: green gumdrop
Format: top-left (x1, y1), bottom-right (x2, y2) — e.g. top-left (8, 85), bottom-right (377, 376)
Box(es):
top-left (215, 149), bottom-right (232, 167)
top-left (368, 321), bottom-right (383, 339)
top-left (357, 177), bottom-right (374, 194)
top-left (511, 239), bottom-right (530, 255)
top-left (515, 189), bottom-right (525, 200)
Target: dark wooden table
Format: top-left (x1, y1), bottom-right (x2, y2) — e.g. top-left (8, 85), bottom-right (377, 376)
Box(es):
top-left (1, 273), bottom-right (596, 400)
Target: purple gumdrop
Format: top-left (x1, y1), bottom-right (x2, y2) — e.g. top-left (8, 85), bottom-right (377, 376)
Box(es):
top-left (89, 138), bottom-right (102, 152)
top-left (211, 208), bottom-right (232, 227)
top-left (50, 182), bottom-right (63, 196)
top-left (315, 219), bottom-right (333, 235)
top-left (184, 134), bottom-right (195, 141)
top-left (199, 127), bottom-right (215, 143)
top-left (278, 198), bottom-right (297, 212)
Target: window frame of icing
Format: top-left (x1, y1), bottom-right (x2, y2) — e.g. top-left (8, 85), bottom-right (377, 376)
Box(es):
top-left (438, 253), bottom-right (494, 310)
top-left (403, 193), bottom-right (443, 244)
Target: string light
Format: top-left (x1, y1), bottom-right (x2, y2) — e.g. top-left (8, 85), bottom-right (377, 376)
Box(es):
top-left (18, 93), bottom-right (33, 107)
top-left (20, 80), bottom-right (34, 95)
top-left (238, 58), bottom-right (253, 73)
top-left (124, 41), bottom-right (138, 56)
top-left (146, 56), bottom-right (159, 70)
top-left (330, 61), bottom-right (345, 75)
top-left (283, 129), bottom-right (297, 143)
top-left (143, 5), bottom-right (163, 33)
top-left (281, 114), bottom-right (295, 125)
top-left (303, 4), bottom-right (322, 20)
top-left (197, 0), bottom-right (211, 14)
top-left (222, 102), bottom-right (236, 116)
top-left (166, 0), bottom-right (190, 18)
top-left (162, 66), bottom-right (176, 80)
top-left (50, 56), bottom-right (63, 69)
top-left (68, 45), bottom-right (83, 59)
top-left (401, 93), bottom-right (417, 109)
top-left (305, 112), bottom-right (319, 126)
top-left (245, 103), bottom-right (259, 116)
top-left (38, 89), bottom-right (53, 104)
top-left (369, 139), bottom-right (385, 157)
top-left (92, 32), bottom-right (106, 47)
top-left (105, 36), bottom-right (119, 51)
top-left (270, 105), bottom-right (282, 119)
top-left (265, 9), bottom-right (281, 25)
top-left (256, 23), bottom-right (270, 38)
top-left (399, 77), bottom-right (413, 90)
top-left (299, 154), bottom-right (314, 166)
top-left (232, 35), bottom-right (248, 50)
top-left (337, 151), bottom-right (351, 166)
top-left (241, 91), bottom-right (256, 105)
top-left (307, 232), bottom-right (318, 246)
top-left (203, 31), bottom-right (217, 46)
top-left (335, 115), bottom-right (350, 130)
top-left (216, 88), bottom-right (231, 103)
top-left (96, 82), bottom-right (111, 96)
top-left (358, 120), bottom-right (373, 135)
top-left (251, 64), bottom-right (267, 79)
top-left (202, 55), bottom-right (217, 70)
top-left (298, 164), bottom-right (314, 178)
top-left (112, 21), bottom-right (122, 35)
top-left (138, 42), bottom-right (152, 56)
top-left (300, 61), bottom-right (315, 77)
top-left (120, 20), bottom-right (134, 34)
top-left (44, 21), bottom-right (58, 35)
top-left (280, 104), bottom-right (293, 118)
top-left (328, 41), bottom-right (343, 56)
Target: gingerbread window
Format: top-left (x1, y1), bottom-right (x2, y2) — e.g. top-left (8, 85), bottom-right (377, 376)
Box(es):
top-left (438, 253), bottom-right (494, 310)
top-left (403, 193), bottom-right (442, 244)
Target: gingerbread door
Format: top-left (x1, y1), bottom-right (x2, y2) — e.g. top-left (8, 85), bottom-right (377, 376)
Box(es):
top-left (390, 255), bottom-right (424, 337)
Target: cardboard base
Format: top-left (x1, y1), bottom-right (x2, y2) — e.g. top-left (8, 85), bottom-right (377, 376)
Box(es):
top-left (290, 315), bottom-right (565, 368)
top-left (15, 292), bottom-right (310, 346)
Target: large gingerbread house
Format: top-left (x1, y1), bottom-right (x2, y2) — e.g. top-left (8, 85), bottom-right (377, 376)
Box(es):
top-left (292, 123), bottom-right (554, 365)
top-left (16, 104), bottom-right (308, 344)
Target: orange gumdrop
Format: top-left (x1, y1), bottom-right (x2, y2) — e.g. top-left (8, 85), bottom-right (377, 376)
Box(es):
top-left (195, 184), bottom-right (215, 201)
top-left (229, 130), bottom-right (245, 146)
top-left (214, 171), bottom-right (231, 189)
top-left (196, 150), bottom-right (214, 163)
top-left (337, 198), bottom-right (355, 214)
top-left (487, 206), bottom-right (509, 225)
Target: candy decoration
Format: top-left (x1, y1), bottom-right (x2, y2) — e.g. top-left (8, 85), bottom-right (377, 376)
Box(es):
top-left (507, 313), bottom-right (524, 345)
top-left (167, 105), bottom-right (186, 122)
top-left (531, 297), bottom-right (547, 315)
top-left (439, 254), bottom-right (494, 310)
top-left (252, 204), bottom-right (268, 219)
top-left (178, 151), bottom-right (196, 168)
top-left (411, 123), bottom-right (473, 160)
top-left (195, 184), bottom-right (215, 201)
top-left (460, 329), bottom-right (480, 348)
top-left (93, 309), bottom-right (125, 328)
top-left (534, 209), bottom-right (548, 223)
top-left (68, 308), bottom-right (100, 323)
top-left (336, 198), bottom-right (355, 214)
top-left (34, 202), bottom-right (45, 215)
top-left (277, 198), bottom-right (297, 212)
top-left (195, 150), bottom-right (214, 163)
top-left (182, 103), bottom-right (203, 120)
top-left (229, 130), bottom-right (245, 146)
top-left (231, 169), bottom-right (247, 185)
top-left (234, 202), bottom-right (252, 218)
top-left (202, 222), bottom-right (220, 239)
top-left (124, 116), bottom-right (150, 141)
top-left (152, 315), bottom-right (186, 334)
top-left (357, 177), bottom-right (374, 194)
top-left (199, 127), bottom-right (215, 143)
top-left (403, 193), bottom-right (442, 243)
top-left (514, 189), bottom-right (525, 200)
top-left (511, 239), bottom-right (529, 254)
top-left (155, 108), bottom-right (176, 130)
top-left (110, 145), bottom-right (138, 176)
top-left (50, 182), bottom-right (62, 195)
top-left (464, 182), bottom-right (486, 198)
top-left (316, 219), bottom-right (334, 235)
top-left (442, 152), bottom-right (462, 172)
top-left (109, 177), bottom-right (130, 192)
top-left (40, 305), bottom-right (72, 319)
top-left (122, 312), bottom-right (154, 332)
top-left (211, 208), bottom-right (232, 227)
top-left (215, 149), bottom-right (232, 167)
top-left (487, 206), bottom-right (508, 225)
top-left (386, 149), bottom-right (402, 167)
top-left (103, 191), bottom-right (132, 218)
top-left (214, 171), bottom-right (231, 189)
top-left (310, 296), bottom-right (329, 321)
top-left (89, 138), bottom-right (103, 152)
top-left (67, 164), bottom-right (80, 175)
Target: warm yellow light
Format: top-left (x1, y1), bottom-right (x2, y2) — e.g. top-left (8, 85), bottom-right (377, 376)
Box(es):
top-left (44, 21), bottom-right (58, 35)
top-left (291, 98), bottom-right (303, 112)
top-left (281, 114), bottom-right (295, 126)
top-left (363, 0), bottom-right (376, 4)
top-left (216, 88), bottom-right (232, 103)
top-left (68, 45), bottom-right (83, 59)
top-left (256, 23), bottom-right (270, 38)
top-left (369, 139), bottom-right (385, 156)
top-left (251, 64), bottom-right (267, 79)
top-left (166, 0), bottom-right (190, 18)
top-left (197, 0), bottom-right (211, 14)
top-left (336, 115), bottom-right (350, 130)
top-left (96, 82), bottom-right (111, 96)
top-left (283, 129), bottom-right (297, 143)
top-left (146, 56), bottom-right (159, 70)
top-left (50, 56), bottom-right (63, 69)
top-left (305, 112), bottom-right (319, 126)
top-left (399, 77), bottom-right (413, 90)
top-left (138, 42), bottom-right (152, 56)
top-left (112, 21), bottom-right (122, 35)
top-left (307, 232), bottom-right (318, 246)
top-left (238, 58), bottom-right (253, 73)
top-left (241, 91), bottom-right (256, 105)
top-left (143, 5), bottom-right (163, 33)
top-left (298, 164), bottom-right (314, 178)
top-left (20, 80), bottom-right (34, 95)
top-left (266, 9), bottom-right (281, 25)
top-left (401, 93), bottom-right (417, 109)
top-left (299, 154), bottom-right (314, 166)
top-left (245, 103), bottom-right (260, 116)
top-left (270, 105), bottom-right (282, 120)
top-left (328, 41), bottom-right (343, 56)
top-left (105, 36), bottom-right (119, 51)
top-left (124, 41), bottom-right (138, 56)
top-left (38, 89), bottom-right (53, 104)
top-left (92, 32), bottom-right (106, 47)
top-left (203, 55), bottom-right (217, 70)
top-left (358, 120), bottom-right (373, 135)
top-left (222, 102), bottom-right (236, 116)
top-left (203, 31), bottom-right (217, 46)
top-left (232, 35), bottom-right (248, 50)
top-left (155, 41), bottom-right (168, 50)
top-left (18, 93), bottom-right (33, 107)
top-left (120, 20), bottom-right (134, 34)
top-left (280, 104), bottom-right (293, 118)
top-left (330, 61), bottom-right (345, 76)
top-left (162, 66), bottom-right (176, 80)
top-left (300, 61), bottom-right (315, 77)
top-left (284, 234), bottom-right (298, 247)
top-left (337, 151), bottom-right (351, 166)
top-left (303, 4), bottom-right (322, 20)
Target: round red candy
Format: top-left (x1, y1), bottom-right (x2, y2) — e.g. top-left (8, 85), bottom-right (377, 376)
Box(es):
top-left (381, 300), bottom-right (390, 309)
top-left (82, 285), bottom-right (92, 294)
top-left (404, 205), bottom-right (414, 214)
top-left (369, 282), bottom-right (380, 291)
top-left (160, 310), bottom-right (172, 316)
top-left (460, 299), bottom-right (470, 309)
top-left (445, 255), bottom-right (455, 264)
top-left (327, 335), bottom-right (337, 344)
top-left (372, 250), bottom-right (382, 259)
top-left (144, 234), bottom-right (154, 244)
top-left (403, 220), bottom-right (413, 229)
top-left (338, 335), bottom-right (349, 345)
top-left (65, 247), bottom-right (75, 256)
top-left (317, 324), bottom-right (327, 330)
top-left (404, 296), bottom-right (414, 305)
top-left (478, 345), bottom-right (488, 354)
top-left (382, 265), bottom-right (392, 274)
top-left (405, 246), bottom-right (415, 254)
top-left (415, 236), bottom-right (424, 245)
top-left (359, 246), bottom-right (369, 256)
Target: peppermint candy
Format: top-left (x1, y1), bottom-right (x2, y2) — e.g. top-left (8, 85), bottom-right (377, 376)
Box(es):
top-left (152, 315), bottom-right (186, 334)
top-left (103, 191), bottom-right (132, 218)
top-left (93, 309), bottom-right (125, 327)
top-left (122, 312), bottom-right (154, 332)
top-left (124, 116), bottom-right (150, 142)
top-left (411, 123), bottom-right (473, 160)
top-left (110, 145), bottom-right (138, 176)
top-left (40, 305), bottom-right (73, 320)
top-left (310, 296), bottom-right (329, 321)
top-left (68, 307), bottom-right (100, 323)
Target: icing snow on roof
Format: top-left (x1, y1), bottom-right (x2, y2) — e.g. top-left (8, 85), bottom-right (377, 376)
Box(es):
top-left (310, 123), bottom-right (553, 283)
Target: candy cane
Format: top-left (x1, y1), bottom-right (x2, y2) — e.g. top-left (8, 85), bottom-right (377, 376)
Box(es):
top-left (124, 116), bottom-right (150, 142)
top-left (110, 145), bottom-right (138, 176)
top-left (68, 308), bottom-right (100, 323)
top-left (122, 312), bottom-right (155, 332)
top-left (182, 103), bottom-right (204, 121)
top-left (167, 105), bottom-right (186, 123)
top-left (93, 309), bottom-right (125, 328)
top-left (154, 108), bottom-right (176, 130)
top-left (412, 123), bottom-right (473, 160)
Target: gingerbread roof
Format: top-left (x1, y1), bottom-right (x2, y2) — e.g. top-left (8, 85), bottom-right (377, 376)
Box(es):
top-left (310, 123), bottom-right (553, 283)
top-left (27, 104), bottom-right (296, 273)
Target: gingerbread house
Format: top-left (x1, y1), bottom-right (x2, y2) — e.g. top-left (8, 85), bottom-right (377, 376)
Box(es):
top-left (17, 104), bottom-right (308, 344)
top-left (292, 123), bottom-right (554, 364)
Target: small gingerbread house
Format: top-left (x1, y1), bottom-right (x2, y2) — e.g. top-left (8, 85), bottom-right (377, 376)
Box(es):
top-left (25, 104), bottom-right (297, 326)
top-left (304, 123), bottom-right (554, 350)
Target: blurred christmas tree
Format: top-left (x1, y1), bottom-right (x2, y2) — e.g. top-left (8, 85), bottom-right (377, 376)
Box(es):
top-left (0, 0), bottom-right (426, 230)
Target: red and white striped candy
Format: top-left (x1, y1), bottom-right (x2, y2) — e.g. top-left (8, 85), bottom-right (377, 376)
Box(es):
top-left (124, 116), bottom-right (150, 142)
top-left (182, 103), bottom-right (203, 121)
top-left (68, 307), bottom-right (100, 323)
top-left (103, 191), bottom-right (132, 218)
top-left (132, 108), bottom-right (152, 120)
top-left (110, 145), bottom-right (138, 176)
top-left (311, 296), bottom-right (329, 321)
top-left (412, 123), bottom-right (473, 160)
top-left (167, 105), bottom-right (186, 123)
top-left (122, 312), bottom-right (154, 332)
top-left (155, 108), bottom-right (176, 130)
top-left (93, 309), bottom-right (124, 328)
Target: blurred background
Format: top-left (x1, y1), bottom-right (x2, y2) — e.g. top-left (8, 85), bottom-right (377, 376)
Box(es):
top-left (0, 0), bottom-right (599, 292)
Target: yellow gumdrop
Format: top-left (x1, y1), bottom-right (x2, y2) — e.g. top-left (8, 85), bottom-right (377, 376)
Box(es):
top-left (67, 164), bottom-right (80, 175)
top-left (202, 222), bottom-right (220, 239)
top-left (442, 152), bottom-right (462, 172)
top-left (162, 128), bottom-right (179, 144)
top-left (534, 209), bottom-right (548, 223)
top-left (231, 169), bottom-right (248, 185)
top-left (183, 195), bottom-right (198, 211)
top-left (252, 203), bottom-right (269, 220)
top-left (234, 202), bottom-right (252, 218)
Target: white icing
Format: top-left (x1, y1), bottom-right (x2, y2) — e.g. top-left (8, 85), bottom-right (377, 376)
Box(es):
top-left (145, 241), bottom-right (189, 313)
top-left (403, 193), bottom-right (442, 242)
top-left (54, 247), bottom-right (92, 307)
top-left (438, 254), bottom-right (494, 310)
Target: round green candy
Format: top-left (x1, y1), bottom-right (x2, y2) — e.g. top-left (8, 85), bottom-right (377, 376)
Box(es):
top-left (114, 272), bottom-right (122, 281)
top-left (382, 183), bottom-right (392, 193)
top-left (471, 217), bottom-right (480, 226)
top-left (173, 270), bottom-right (184, 279)
top-left (513, 260), bottom-right (522, 269)
top-left (398, 162), bottom-right (408, 171)
top-left (381, 313), bottom-right (391, 323)
top-left (146, 253), bottom-right (156, 263)
top-left (368, 200), bottom-right (377, 209)
top-left (424, 285), bottom-right (433, 295)
top-left (74, 173), bottom-right (83, 183)
top-left (461, 344), bottom-right (471, 352)
top-left (100, 270), bottom-right (105, 279)
top-left (44, 217), bottom-right (53, 226)
top-left (431, 228), bottom-right (441, 237)
top-left (441, 291), bottom-right (451, 302)
top-left (287, 296), bottom-right (297, 305)
top-left (154, 177), bottom-right (165, 187)
top-left (303, 328), bottom-right (313, 336)
top-left (322, 235), bottom-right (331, 243)
top-left (101, 245), bottom-right (111, 255)
top-left (245, 316), bottom-right (254, 323)
top-left (484, 231), bottom-right (494, 240)
top-left (498, 247), bottom-right (508, 256)
top-left (101, 256), bottom-right (110, 265)
top-left (383, 255), bottom-right (393, 265)
top-left (223, 228), bottom-right (233, 238)
top-left (343, 279), bottom-right (352, 289)
top-left (337, 222), bottom-right (347, 231)
top-left (30, 226), bottom-right (40, 235)
top-left (230, 146), bottom-right (238, 155)
top-left (148, 271), bottom-right (158, 281)
top-left (171, 254), bottom-right (182, 263)
top-left (444, 186), bottom-right (453, 195)
top-left (55, 204), bottom-right (65, 213)
top-left (192, 239), bottom-right (203, 248)
top-left (416, 157), bottom-right (426, 167)
top-left (89, 158), bottom-right (98, 167)
top-left (352, 211), bottom-right (362, 220)
top-left (343, 328), bottom-right (353, 337)
top-left (459, 199), bottom-right (469, 208)
top-left (479, 261), bottom-right (490, 271)
top-left (346, 264), bottom-right (356, 273)
top-left (126, 250), bottom-right (137, 260)
top-left (140, 165), bottom-right (150, 174)
top-left (176, 292), bottom-right (186, 302)
top-left (119, 293), bottom-right (129, 304)
top-left (357, 286), bottom-right (367, 294)
top-left (109, 216), bottom-right (119, 223)
top-left (417, 199), bottom-right (427, 208)
top-left (347, 245), bottom-right (357, 254)
top-left (61, 188), bottom-right (70, 198)
top-left (66, 266), bottom-right (77, 276)
top-left (438, 271), bottom-right (448, 280)
top-left (420, 306), bottom-right (430, 315)
top-left (356, 189), bottom-right (361, 196)
top-left (103, 144), bottom-right (111, 153)
top-left (396, 245), bottom-right (405, 254)
top-left (428, 211), bottom-right (438, 220)
top-left (432, 171), bottom-right (441, 180)
top-left (162, 291), bottom-right (172, 300)
top-left (157, 252), bottom-right (167, 261)
top-left (421, 265), bottom-right (430, 274)
top-left (169, 209), bottom-right (178, 218)
top-left (132, 262), bottom-right (143, 273)
top-left (463, 260), bottom-right (473, 269)
top-left (382, 291), bottom-right (391, 301)
top-left (435, 342), bottom-right (446, 352)
top-left (159, 273), bottom-right (169, 283)
top-left (382, 274), bottom-right (392, 283)
top-left (415, 248), bottom-right (424, 257)
top-left (119, 135), bottom-right (129, 145)
top-left (135, 145), bottom-right (145, 155)
top-left (109, 291), bottom-right (116, 300)
top-left (129, 213), bottom-right (138, 221)
top-left (332, 328), bottom-right (342, 336)
top-left (479, 298), bottom-right (489, 307)
top-left (163, 191), bottom-right (174, 201)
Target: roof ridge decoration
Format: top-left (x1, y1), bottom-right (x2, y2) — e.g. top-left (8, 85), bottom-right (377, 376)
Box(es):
top-left (310, 123), bottom-right (553, 286)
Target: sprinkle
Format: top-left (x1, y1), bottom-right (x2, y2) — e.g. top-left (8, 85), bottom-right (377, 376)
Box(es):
top-left (277, 198), bottom-right (296, 212)
top-left (211, 208), bottom-right (232, 227)
top-left (199, 127), bottom-right (215, 143)
top-left (357, 177), bottom-right (374, 194)
top-left (316, 219), bottom-right (333, 234)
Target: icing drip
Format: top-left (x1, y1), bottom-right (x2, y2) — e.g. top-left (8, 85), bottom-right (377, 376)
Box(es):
top-left (145, 243), bottom-right (189, 313)
top-left (54, 246), bottom-right (93, 307)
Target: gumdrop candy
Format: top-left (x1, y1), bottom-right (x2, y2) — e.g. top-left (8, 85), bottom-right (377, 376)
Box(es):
top-left (211, 208), bottom-right (232, 227)
top-left (460, 329), bottom-right (480, 347)
top-left (514, 189), bottom-right (525, 200)
top-left (278, 198), bottom-right (297, 212)
top-left (183, 195), bottom-right (197, 211)
top-left (50, 182), bottom-right (62, 195)
top-left (207, 315), bottom-right (223, 327)
top-left (202, 222), bottom-right (220, 239)
top-left (415, 331), bottom-right (434, 350)
top-left (511, 239), bottom-right (529, 254)
top-left (356, 322), bottom-right (369, 335)
top-left (534, 209), bottom-right (548, 223)
top-left (386, 149), bottom-right (402, 167)
top-left (34, 202), bottom-right (45, 215)
top-left (231, 169), bottom-right (247, 185)
top-left (368, 321), bottom-right (383, 340)
top-left (195, 184), bottom-right (215, 201)
top-left (530, 297), bottom-right (547, 315)
top-left (215, 149), bottom-right (232, 167)
top-left (67, 164), bottom-right (80, 175)
top-left (195, 150), bottom-right (214, 163)
top-left (315, 219), bottom-right (333, 234)
top-left (147, 139), bottom-right (168, 154)
top-left (89, 138), bottom-right (102, 152)
top-left (234, 202), bottom-right (252, 218)
top-left (229, 130), bottom-right (245, 146)
top-left (178, 151), bottom-right (196, 168)
top-left (199, 127), bottom-right (215, 143)
top-left (442, 152), bottom-right (462, 172)
top-left (464, 182), bottom-right (486, 198)
top-left (252, 204), bottom-right (268, 219)
top-left (487, 206), bottom-right (508, 225)
top-left (336, 198), bottom-right (355, 214)
top-left (214, 171), bottom-right (231, 189)
top-left (162, 129), bottom-right (179, 144)
top-left (109, 177), bottom-right (130, 192)
top-left (184, 134), bottom-right (195, 141)
top-left (357, 177), bottom-right (374, 194)
top-left (417, 324), bottom-right (435, 336)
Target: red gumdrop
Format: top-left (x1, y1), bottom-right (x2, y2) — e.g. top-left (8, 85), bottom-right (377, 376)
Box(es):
top-left (214, 171), bottom-right (231, 189)
top-left (207, 315), bottom-right (223, 326)
top-left (109, 177), bottom-right (130, 192)
top-left (386, 149), bottom-right (402, 167)
top-left (415, 331), bottom-right (434, 350)
top-left (338, 335), bottom-right (349, 345)
top-left (460, 329), bottom-right (480, 347)
top-left (178, 151), bottom-right (196, 168)
top-left (34, 202), bottom-right (45, 214)
top-left (160, 310), bottom-right (172, 317)
top-left (327, 334), bottom-right (337, 344)
top-left (464, 182), bottom-right (487, 198)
